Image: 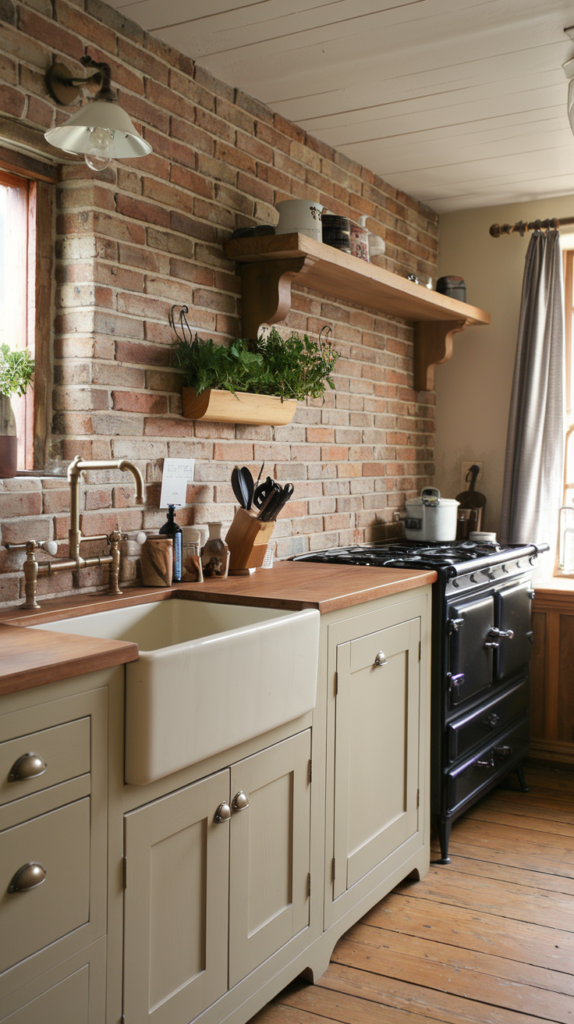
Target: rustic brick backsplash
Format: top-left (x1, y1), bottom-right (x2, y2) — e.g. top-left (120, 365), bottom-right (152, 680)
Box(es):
top-left (0, 0), bottom-right (438, 606)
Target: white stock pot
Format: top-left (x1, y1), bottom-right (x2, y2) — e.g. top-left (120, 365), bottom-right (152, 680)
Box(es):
top-left (404, 487), bottom-right (459, 542)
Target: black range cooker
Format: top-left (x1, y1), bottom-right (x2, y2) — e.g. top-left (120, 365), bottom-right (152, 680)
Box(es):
top-left (293, 538), bottom-right (547, 863)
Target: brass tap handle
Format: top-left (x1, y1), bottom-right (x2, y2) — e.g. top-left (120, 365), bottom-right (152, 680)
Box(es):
top-left (108, 530), bottom-right (123, 596)
top-left (23, 541), bottom-right (40, 610)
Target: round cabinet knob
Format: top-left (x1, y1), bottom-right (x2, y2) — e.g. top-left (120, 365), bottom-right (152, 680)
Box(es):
top-left (374, 651), bottom-right (387, 667)
top-left (214, 801), bottom-right (231, 823)
top-left (8, 862), bottom-right (47, 893)
top-left (232, 791), bottom-right (249, 811)
top-left (8, 753), bottom-right (47, 782)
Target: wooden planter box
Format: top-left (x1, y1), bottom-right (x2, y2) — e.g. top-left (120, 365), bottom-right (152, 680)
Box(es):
top-left (182, 388), bottom-right (297, 426)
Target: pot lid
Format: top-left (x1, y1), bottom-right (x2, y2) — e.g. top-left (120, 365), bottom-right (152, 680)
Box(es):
top-left (407, 487), bottom-right (460, 508)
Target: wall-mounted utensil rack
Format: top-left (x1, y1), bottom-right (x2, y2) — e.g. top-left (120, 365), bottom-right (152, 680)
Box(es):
top-left (223, 233), bottom-right (490, 392)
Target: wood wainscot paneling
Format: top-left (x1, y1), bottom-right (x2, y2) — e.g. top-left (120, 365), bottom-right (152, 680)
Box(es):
top-left (529, 584), bottom-right (574, 767)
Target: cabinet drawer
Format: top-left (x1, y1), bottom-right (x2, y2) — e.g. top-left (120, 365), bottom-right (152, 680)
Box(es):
top-left (446, 716), bottom-right (529, 814)
top-left (0, 719), bottom-right (90, 809)
top-left (447, 679), bottom-right (529, 763)
top-left (0, 799), bottom-right (90, 975)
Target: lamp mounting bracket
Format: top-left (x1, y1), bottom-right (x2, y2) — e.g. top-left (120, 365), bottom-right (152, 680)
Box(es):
top-left (46, 57), bottom-right (115, 106)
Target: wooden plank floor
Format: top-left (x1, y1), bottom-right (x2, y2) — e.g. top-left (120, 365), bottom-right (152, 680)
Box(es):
top-left (255, 765), bottom-right (574, 1024)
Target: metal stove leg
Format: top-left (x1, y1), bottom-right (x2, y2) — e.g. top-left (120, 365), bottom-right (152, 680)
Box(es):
top-left (438, 820), bottom-right (452, 864)
top-left (516, 765), bottom-right (529, 792)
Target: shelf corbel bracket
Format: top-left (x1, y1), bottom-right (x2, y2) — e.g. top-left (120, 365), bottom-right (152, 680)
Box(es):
top-left (238, 255), bottom-right (318, 339)
top-left (414, 319), bottom-right (469, 392)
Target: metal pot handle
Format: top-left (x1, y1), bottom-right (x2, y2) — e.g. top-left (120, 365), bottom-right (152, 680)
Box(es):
top-left (421, 487), bottom-right (440, 505)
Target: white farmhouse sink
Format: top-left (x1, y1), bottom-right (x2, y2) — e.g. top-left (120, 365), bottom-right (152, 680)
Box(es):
top-left (36, 600), bottom-right (320, 784)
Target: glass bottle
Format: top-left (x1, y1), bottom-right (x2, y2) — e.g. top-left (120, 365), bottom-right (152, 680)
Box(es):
top-left (159, 504), bottom-right (182, 582)
top-left (201, 522), bottom-right (230, 578)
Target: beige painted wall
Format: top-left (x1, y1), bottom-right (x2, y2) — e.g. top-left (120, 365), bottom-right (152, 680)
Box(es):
top-left (435, 195), bottom-right (574, 535)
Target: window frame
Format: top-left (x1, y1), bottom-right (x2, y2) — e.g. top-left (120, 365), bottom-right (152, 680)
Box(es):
top-left (557, 248), bottom-right (574, 575)
top-left (0, 157), bottom-right (55, 473)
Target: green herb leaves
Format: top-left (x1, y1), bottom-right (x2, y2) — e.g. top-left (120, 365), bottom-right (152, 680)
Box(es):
top-left (173, 328), bottom-right (339, 402)
top-left (0, 345), bottom-right (35, 399)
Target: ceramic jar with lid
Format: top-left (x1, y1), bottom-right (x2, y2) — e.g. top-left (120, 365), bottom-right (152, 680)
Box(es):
top-left (201, 522), bottom-right (230, 578)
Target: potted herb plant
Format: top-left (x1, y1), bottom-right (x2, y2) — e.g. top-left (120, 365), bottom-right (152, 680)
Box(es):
top-left (0, 344), bottom-right (34, 477)
top-left (171, 323), bottom-right (339, 426)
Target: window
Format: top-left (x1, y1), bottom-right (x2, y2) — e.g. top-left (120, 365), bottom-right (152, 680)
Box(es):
top-left (0, 157), bottom-right (54, 473)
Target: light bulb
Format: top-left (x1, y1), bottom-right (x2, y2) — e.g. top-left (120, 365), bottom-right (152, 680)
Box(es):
top-left (84, 127), bottom-right (115, 172)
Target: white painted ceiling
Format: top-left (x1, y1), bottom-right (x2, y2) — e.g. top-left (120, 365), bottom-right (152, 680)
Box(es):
top-left (107, 0), bottom-right (574, 212)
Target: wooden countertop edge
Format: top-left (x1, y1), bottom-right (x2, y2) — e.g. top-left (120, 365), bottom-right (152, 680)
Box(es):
top-left (173, 568), bottom-right (437, 613)
top-left (0, 624), bottom-right (139, 697)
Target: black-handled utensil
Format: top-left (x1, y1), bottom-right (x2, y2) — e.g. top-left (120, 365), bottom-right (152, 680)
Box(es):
top-left (257, 482), bottom-right (282, 520)
top-left (231, 466), bottom-right (249, 509)
top-left (240, 466), bottom-right (254, 510)
top-left (254, 476), bottom-right (275, 510)
top-left (263, 483), bottom-right (294, 522)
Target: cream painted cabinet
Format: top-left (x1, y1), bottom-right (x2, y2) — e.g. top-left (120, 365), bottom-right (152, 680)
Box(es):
top-left (123, 730), bottom-right (311, 1024)
top-left (0, 685), bottom-right (108, 1023)
top-left (333, 617), bottom-right (421, 900)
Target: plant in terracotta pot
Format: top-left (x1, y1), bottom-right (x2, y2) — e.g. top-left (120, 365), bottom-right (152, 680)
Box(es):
top-left (0, 344), bottom-right (34, 478)
top-left (171, 320), bottom-right (339, 426)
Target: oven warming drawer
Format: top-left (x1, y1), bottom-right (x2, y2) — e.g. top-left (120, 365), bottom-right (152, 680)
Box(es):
top-left (446, 678), bottom-right (529, 763)
top-left (446, 714), bottom-right (529, 815)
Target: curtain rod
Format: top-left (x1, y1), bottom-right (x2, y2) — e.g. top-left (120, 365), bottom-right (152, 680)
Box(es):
top-left (489, 216), bottom-right (574, 237)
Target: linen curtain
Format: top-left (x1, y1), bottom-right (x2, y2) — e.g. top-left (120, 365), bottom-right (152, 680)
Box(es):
top-left (500, 229), bottom-right (565, 549)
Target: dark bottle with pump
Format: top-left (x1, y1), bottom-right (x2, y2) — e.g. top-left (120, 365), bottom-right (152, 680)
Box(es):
top-left (159, 504), bottom-right (182, 582)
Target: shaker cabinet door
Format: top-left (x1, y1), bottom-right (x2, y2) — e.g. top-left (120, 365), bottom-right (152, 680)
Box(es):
top-left (123, 770), bottom-right (230, 1024)
top-left (333, 618), bottom-right (420, 900)
top-left (228, 730), bottom-right (311, 988)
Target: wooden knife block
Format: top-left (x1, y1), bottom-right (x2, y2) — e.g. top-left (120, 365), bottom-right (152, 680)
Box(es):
top-left (225, 508), bottom-right (275, 571)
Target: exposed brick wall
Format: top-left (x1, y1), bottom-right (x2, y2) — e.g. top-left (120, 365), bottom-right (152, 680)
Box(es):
top-left (0, 0), bottom-right (438, 606)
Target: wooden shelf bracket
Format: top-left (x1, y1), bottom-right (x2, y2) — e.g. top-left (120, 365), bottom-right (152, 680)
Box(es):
top-left (238, 255), bottom-right (318, 339)
top-left (414, 320), bottom-right (469, 392)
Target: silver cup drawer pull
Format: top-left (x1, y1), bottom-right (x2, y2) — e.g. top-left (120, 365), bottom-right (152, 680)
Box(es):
top-left (232, 791), bottom-right (249, 811)
top-left (214, 801), bottom-right (231, 823)
top-left (374, 651), bottom-right (387, 667)
top-left (8, 753), bottom-right (47, 782)
top-left (8, 862), bottom-right (47, 893)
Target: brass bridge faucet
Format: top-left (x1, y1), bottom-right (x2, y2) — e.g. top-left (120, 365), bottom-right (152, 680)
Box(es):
top-left (7, 457), bottom-right (145, 609)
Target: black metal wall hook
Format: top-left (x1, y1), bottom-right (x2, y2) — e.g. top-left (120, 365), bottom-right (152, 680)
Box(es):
top-left (169, 304), bottom-right (192, 345)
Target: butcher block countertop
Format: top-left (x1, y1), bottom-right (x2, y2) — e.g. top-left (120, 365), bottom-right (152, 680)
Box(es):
top-left (0, 561), bottom-right (435, 697)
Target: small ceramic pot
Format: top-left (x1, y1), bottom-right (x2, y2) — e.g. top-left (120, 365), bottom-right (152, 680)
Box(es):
top-left (0, 436), bottom-right (17, 478)
top-left (0, 395), bottom-right (17, 478)
top-left (201, 522), bottom-right (230, 578)
top-left (275, 200), bottom-right (323, 242)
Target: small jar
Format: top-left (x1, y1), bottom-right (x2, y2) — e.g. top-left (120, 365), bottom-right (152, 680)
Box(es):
top-left (201, 522), bottom-right (230, 578)
top-left (181, 526), bottom-right (204, 583)
top-left (350, 222), bottom-right (369, 261)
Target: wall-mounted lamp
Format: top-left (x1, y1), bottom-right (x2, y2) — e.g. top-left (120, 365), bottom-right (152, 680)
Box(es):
top-left (563, 26), bottom-right (574, 137)
top-left (44, 55), bottom-right (152, 171)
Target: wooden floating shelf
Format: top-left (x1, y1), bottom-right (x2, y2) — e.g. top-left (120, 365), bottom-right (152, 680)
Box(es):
top-left (182, 387), bottom-right (298, 426)
top-left (224, 233), bottom-right (490, 392)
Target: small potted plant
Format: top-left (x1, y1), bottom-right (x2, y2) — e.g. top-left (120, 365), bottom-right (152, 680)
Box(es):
top-left (0, 344), bottom-right (34, 477)
top-left (171, 311), bottom-right (338, 426)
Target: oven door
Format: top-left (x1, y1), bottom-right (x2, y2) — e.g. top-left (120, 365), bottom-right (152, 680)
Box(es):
top-left (495, 580), bottom-right (533, 683)
top-left (447, 595), bottom-right (494, 707)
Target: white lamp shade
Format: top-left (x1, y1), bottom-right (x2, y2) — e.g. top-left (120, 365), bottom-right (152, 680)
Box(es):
top-left (569, 78), bottom-right (574, 135)
top-left (45, 100), bottom-right (152, 158)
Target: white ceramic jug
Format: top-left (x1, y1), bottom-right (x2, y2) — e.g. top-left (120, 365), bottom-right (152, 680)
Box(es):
top-left (275, 199), bottom-right (323, 242)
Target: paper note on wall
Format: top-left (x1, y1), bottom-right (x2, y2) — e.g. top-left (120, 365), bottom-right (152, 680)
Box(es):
top-left (159, 458), bottom-right (195, 508)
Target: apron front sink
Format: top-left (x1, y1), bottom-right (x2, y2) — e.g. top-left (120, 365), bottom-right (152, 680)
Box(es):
top-left (35, 600), bottom-right (320, 784)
